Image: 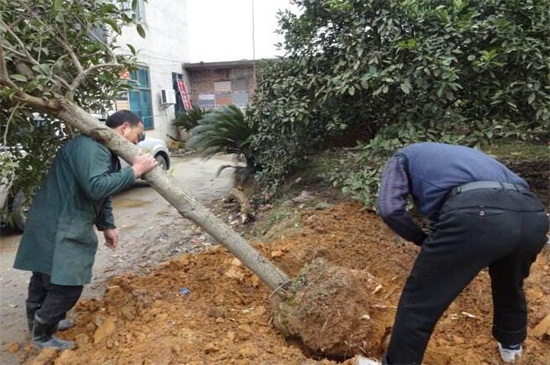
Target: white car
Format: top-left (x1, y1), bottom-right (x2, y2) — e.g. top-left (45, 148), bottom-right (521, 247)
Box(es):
top-left (0, 136), bottom-right (170, 232)
top-left (133, 135), bottom-right (171, 171)
top-left (91, 113), bottom-right (171, 171)
top-left (0, 144), bottom-right (29, 232)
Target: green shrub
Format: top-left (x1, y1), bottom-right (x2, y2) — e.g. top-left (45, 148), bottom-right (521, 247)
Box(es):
top-left (250, 0), bottom-right (550, 194)
top-left (172, 107), bottom-right (210, 131)
top-left (331, 118), bottom-right (545, 210)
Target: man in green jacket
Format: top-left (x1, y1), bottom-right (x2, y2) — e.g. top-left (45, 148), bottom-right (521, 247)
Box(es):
top-left (14, 110), bottom-right (158, 350)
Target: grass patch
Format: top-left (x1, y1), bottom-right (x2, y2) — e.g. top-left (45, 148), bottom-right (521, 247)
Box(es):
top-left (484, 140), bottom-right (549, 162)
top-left (258, 205), bottom-right (300, 239)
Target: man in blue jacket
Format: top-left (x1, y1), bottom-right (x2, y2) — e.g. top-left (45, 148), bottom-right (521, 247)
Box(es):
top-left (14, 110), bottom-right (158, 350)
top-left (359, 142), bottom-right (548, 365)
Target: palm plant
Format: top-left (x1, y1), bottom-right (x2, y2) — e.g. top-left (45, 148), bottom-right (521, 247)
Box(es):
top-left (172, 106), bottom-right (209, 132)
top-left (186, 104), bottom-right (259, 171)
top-left (186, 105), bottom-right (260, 220)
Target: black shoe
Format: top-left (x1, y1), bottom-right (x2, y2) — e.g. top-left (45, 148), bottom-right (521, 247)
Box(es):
top-left (25, 302), bottom-right (41, 332)
top-left (32, 314), bottom-right (75, 350)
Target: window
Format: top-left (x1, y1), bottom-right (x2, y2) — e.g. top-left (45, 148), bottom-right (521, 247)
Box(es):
top-left (128, 66), bottom-right (153, 130)
top-left (197, 93), bottom-right (215, 109)
top-left (172, 73), bottom-right (184, 114)
top-left (122, 0), bottom-right (145, 22)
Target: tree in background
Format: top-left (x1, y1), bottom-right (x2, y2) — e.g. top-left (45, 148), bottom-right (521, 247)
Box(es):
top-left (1, 0), bottom-right (290, 292)
top-left (0, 0), bottom-right (139, 194)
top-left (250, 0), bottom-right (550, 196)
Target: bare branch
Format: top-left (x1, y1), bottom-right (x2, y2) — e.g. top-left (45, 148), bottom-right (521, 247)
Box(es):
top-left (0, 19), bottom-right (41, 67)
top-left (3, 102), bottom-right (20, 147)
top-left (67, 63), bottom-right (122, 99)
top-left (0, 41), bottom-right (10, 81)
top-left (0, 43), bottom-right (28, 60)
top-left (1, 83), bottom-right (60, 110)
top-left (0, 45), bottom-right (59, 111)
top-left (24, 5), bottom-right (84, 75)
top-left (54, 75), bottom-right (73, 90)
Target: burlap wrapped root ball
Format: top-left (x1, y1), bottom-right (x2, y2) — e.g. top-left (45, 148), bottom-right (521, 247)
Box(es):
top-left (270, 258), bottom-right (387, 359)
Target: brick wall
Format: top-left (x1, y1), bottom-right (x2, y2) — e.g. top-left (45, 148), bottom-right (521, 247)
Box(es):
top-left (186, 65), bottom-right (256, 109)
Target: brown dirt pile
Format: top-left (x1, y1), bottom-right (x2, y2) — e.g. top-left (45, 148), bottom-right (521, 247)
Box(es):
top-left (15, 203), bottom-right (550, 364)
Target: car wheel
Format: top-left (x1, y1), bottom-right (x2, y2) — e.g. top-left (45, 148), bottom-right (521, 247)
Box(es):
top-left (11, 190), bottom-right (30, 232)
top-left (155, 154), bottom-right (168, 171)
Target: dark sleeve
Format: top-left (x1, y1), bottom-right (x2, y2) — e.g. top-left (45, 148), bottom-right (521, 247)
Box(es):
top-left (95, 197), bottom-right (115, 231)
top-left (377, 155), bottom-right (428, 245)
top-left (381, 214), bottom-right (428, 246)
top-left (68, 139), bottom-right (135, 201)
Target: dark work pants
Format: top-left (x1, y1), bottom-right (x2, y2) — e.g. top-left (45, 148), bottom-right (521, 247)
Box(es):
top-left (385, 188), bottom-right (549, 365)
top-left (27, 272), bottom-right (83, 324)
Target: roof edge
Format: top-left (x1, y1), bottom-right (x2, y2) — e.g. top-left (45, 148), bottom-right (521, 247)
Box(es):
top-left (183, 58), bottom-right (277, 70)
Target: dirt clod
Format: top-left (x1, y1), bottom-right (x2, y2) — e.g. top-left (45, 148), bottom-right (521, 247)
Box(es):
top-left (270, 258), bottom-right (382, 359)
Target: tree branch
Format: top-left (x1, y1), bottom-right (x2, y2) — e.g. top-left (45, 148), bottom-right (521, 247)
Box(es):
top-left (67, 63), bottom-right (122, 100)
top-left (1, 43), bottom-right (28, 60)
top-left (13, 59), bottom-right (35, 80)
top-left (1, 21), bottom-right (71, 93)
top-left (25, 6), bottom-right (84, 75)
top-left (0, 83), bottom-right (60, 111)
top-left (1, 41), bottom-right (71, 97)
top-left (0, 46), bottom-right (59, 111)
top-left (0, 42), bottom-right (11, 81)
top-left (0, 19), bottom-right (41, 67)
top-left (23, 5), bottom-right (125, 101)
top-left (3, 102), bottom-right (20, 147)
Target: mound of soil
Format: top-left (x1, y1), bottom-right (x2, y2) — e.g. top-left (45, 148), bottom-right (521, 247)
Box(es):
top-left (270, 258), bottom-right (382, 359)
top-left (12, 199), bottom-right (550, 365)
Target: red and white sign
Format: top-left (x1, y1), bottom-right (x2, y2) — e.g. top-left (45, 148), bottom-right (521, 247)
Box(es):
top-left (177, 80), bottom-right (193, 110)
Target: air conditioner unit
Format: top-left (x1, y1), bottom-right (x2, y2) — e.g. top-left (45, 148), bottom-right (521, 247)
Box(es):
top-left (159, 89), bottom-right (176, 105)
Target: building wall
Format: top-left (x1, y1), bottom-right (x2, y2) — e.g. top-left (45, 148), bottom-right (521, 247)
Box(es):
top-left (186, 64), bottom-right (256, 110)
top-left (114, 0), bottom-right (189, 141)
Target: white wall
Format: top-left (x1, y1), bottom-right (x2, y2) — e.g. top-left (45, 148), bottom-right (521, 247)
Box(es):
top-left (115, 0), bottom-right (189, 141)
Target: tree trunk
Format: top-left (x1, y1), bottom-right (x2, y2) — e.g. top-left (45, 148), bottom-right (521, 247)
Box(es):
top-left (52, 101), bottom-right (291, 295)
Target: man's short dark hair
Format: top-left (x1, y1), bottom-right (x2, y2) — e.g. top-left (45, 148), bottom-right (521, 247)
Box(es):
top-left (105, 110), bottom-right (143, 128)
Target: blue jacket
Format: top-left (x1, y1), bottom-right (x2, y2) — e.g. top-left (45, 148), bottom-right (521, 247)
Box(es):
top-left (377, 142), bottom-right (527, 244)
top-left (399, 142), bottom-right (527, 216)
